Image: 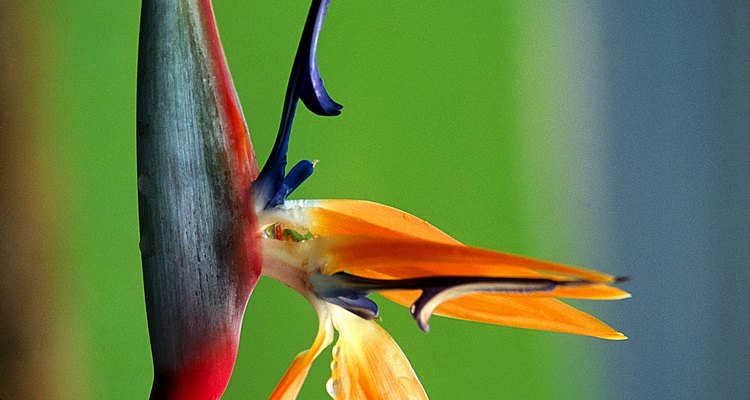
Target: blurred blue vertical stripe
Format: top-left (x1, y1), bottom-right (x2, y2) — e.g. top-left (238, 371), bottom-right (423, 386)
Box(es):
top-left (598, 1), bottom-right (750, 399)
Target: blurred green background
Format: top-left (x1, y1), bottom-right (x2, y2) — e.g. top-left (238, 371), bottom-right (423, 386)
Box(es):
top-left (2, 1), bottom-right (748, 399)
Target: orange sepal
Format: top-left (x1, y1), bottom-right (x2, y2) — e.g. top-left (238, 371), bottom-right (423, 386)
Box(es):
top-left (328, 306), bottom-right (428, 399)
top-left (551, 283), bottom-right (631, 300)
top-left (380, 291), bottom-right (626, 340)
top-left (304, 200), bottom-right (459, 244)
top-left (269, 307), bottom-right (334, 400)
top-left (318, 236), bottom-right (617, 283)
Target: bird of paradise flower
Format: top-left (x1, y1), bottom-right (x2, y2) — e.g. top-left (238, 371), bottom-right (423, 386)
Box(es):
top-left (252, 1), bottom-right (629, 399)
top-left (137, 0), bottom-right (628, 399)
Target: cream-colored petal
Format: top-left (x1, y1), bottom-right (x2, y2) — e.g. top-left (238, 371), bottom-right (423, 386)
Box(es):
top-left (327, 306), bottom-right (428, 400)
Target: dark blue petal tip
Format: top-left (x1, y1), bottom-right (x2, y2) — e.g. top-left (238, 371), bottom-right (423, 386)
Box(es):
top-left (254, 0), bottom-right (341, 209)
top-left (297, 0), bottom-right (343, 116)
top-left (265, 160), bottom-right (316, 209)
top-left (324, 295), bottom-right (379, 320)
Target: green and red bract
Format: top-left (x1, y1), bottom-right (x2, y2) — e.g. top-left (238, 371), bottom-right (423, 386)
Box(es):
top-left (137, 0), bottom-right (259, 398)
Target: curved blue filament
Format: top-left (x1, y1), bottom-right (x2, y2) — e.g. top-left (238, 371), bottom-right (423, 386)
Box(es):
top-left (254, 0), bottom-right (342, 209)
top-left (310, 272), bottom-right (606, 332)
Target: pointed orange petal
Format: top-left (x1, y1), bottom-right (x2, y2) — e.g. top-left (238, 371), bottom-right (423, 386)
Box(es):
top-left (328, 306), bottom-right (428, 399)
top-left (318, 236), bottom-right (616, 283)
top-left (302, 199), bottom-right (460, 244)
top-left (269, 306), bottom-right (334, 400)
top-left (379, 291), bottom-right (626, 340)
top-left (551, 283), bottom-right (631, 300)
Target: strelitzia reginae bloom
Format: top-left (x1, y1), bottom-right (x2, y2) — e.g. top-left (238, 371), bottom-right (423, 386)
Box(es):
top-left (137, 0), bottom-right (628, 399)
top-left (257, 2), bottom-right (629, 398)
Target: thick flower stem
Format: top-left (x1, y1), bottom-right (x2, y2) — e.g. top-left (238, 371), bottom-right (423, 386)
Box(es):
top-left (137, 0), bottom-right (260, 398)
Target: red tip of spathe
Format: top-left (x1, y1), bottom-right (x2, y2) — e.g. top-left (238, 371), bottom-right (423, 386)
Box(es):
top-left (151, 334), bottom-right (239, 400)
top-left (199, 0), bottom-right (259, 183)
